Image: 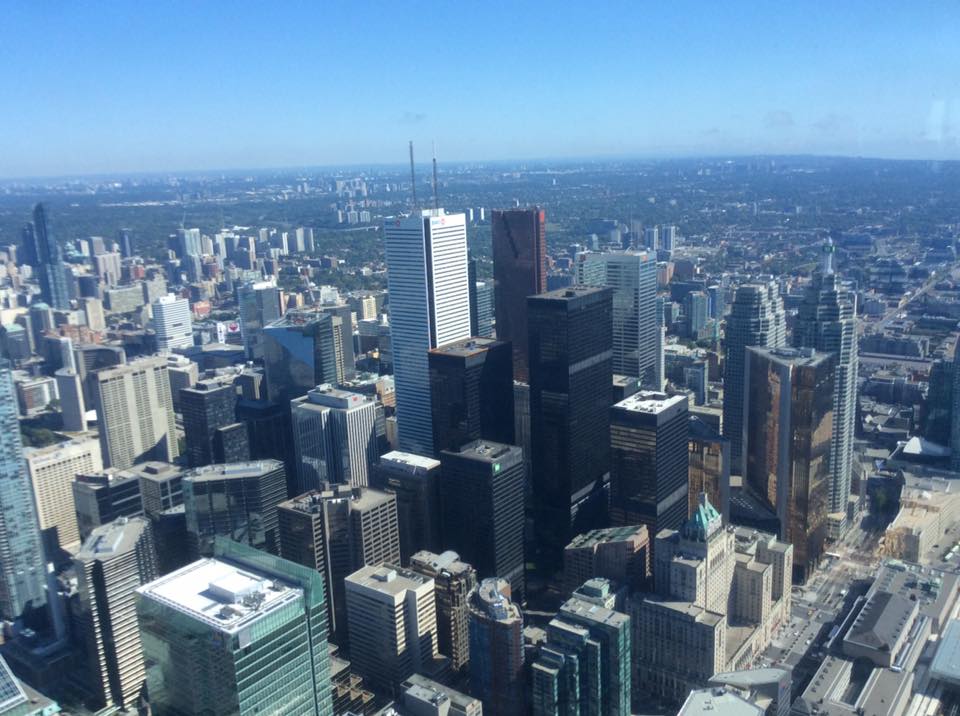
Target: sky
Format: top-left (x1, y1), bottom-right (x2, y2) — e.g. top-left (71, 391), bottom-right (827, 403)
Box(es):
top-left (2, 1), bottom-right (960, 178)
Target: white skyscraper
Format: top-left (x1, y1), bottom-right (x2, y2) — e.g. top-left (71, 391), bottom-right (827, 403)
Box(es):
top-left (384, 209), bottom-right (471, 455)
top-left (152, 294), bottom-right (194, 352)
top-left (291, 384), bottom-right (378, 491)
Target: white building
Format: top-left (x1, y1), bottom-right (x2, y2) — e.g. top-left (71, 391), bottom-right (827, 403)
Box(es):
top-left (152, 294), bottom-right (194, 352)
top-left (384, 209), bottom-right (471, 455)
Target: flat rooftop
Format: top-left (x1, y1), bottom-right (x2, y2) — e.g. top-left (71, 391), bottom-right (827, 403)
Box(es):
top-left (75, 517), bottom-right (148, 561)
top-left (566, 524), bottom-right (648, 549)
top-left (138, 557), bottom-right (301, 635)
top-left (345, 564), bottom-right (431, 599)
top-left (614, 390), bottom-right (687, 414)
top-left (447, 440), bottom-right (518, 463)
top-left (429, 337), bottom-right (503, 357)
top-left (678, 688), bottom-right (764, 716)
top-left (185, 460), bottom-right (282, 482)
top-left (379, 451), bottom-right (441, 472)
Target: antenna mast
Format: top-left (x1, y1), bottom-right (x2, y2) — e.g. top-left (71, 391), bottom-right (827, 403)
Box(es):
top-left (431, 141), bottom-right (439, 211)
top-left (408, 141), bottom-right (418, 212)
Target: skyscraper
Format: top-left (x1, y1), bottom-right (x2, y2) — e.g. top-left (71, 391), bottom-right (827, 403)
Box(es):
top-left (73, 516), bottom-right (158, 711)
top-left (468, 578), bottom-right (524, 716)
top-left (277, 485), bottom-right (400, 644)
top-left (440, 441), bottom-right (526, 601)
top-left (609, 391), bottom-right (689, 545)
top-left (181, 378), bottom-right (249, 468)
top-left (23, 204), bottom-right (70, 310)
top-left (152, 294), bottom-right (194, 352)
top-left (371, 451), bottom-right (442, 563)
top-left (0, 362), bottom-right (47, 619)
top-left (237, 278), bottom-right (281, 360)
top-left (563, 525), bottom-right (651, 595)
top-left (528, 286), bottom-right (613, 565)
top-left (793, 240), bottom-right (859, 532)
top-left (319, 303), bottom-right (357, 381)
top-left (384, 209), bottom-right (471, 455)
top-left (182, 460), bottom-right (287, 557)
top-left (744, 347), bottom-right (833, 582)
top-left (291, 385), bottom-right (378, 491)
top-left (93, 356), bottom-right (179, 469)
top-left (576, 250), bottom-right (658, 386)
top-left (137, 537), bottom-right (333, 716)
top-left (428, 337), bottom-right (515, 456)
top-left (54, 367), bottom-right (87, 432)
top-left (492, 208), bottom-right (547, 381)
top-left (688, 415), bottom-right (730, 523)
top-left (263, 308), bottom-right (345, 406)
top-left (722, 282), bottom-right (786, 474)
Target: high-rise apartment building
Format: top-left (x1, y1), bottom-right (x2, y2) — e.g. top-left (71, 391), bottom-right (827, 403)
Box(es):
top-left (468, 578), bottom-right (524, 716)
top-left (291, 385), bottom-right (377, 492)
top-left (439, 441), bottom-right (525, 601)
top-left (181, 378), bottom-right (249, 468)
top-left (0, 362), bottom-right (47, 619)
top-left (344, 564), bottom-right (440, 695)
top-left (744, 347), bottom-right (833, 582)
top-left (318, 303), bottom-right (357, 381)
top-left (409, 550), bottom-right (478, 674)
top-left (152, 294), bottom-right (194, 352)
top-left (688, 415), bottom-right (730, 522)
top-left (492, 208), bottom-right (546, 381)
top-left (563, 525), bottom-right (651, 595)
top-left (576, 250), bottom-right (658, 386)
top-left (528, 286), bottom-right (613, 565)
top-left (793, 241), bottom-right (858, 532)
top-left (722, 282), bottom-right (786, 474)
top-left (73, 517), bottom-right (158, 711)
top-left (137, 537), bottom-right (333, 716)
top-left (25, 437), bottom-right (103, 552)
top-left (182, 460), bottom-right (287, 557)
top-left (371, 451), bottom-right (442, 563)
top-left (263, 308), bottom-right (345, 406)
top-left (609, 391), bottom-right (689, 547)
top-left (55, 367), bottom-right (87, 432)
top-left (277, 485), bottom-right (399, 644)
top-left (237, 278), bottom-right (281, 360)
top-left (93, 355), bottom-right (179, 469)
top-left (428, 337), bottom-right (515, 455)
top-left (23, 204), bottom-right (70, 310)
top-left (384, 209), bottom-right (471, 455)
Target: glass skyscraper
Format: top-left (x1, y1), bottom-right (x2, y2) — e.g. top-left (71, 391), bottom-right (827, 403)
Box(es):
top-left (0, 361), bottom-right (47, 619)
top-left (23, 204), bottom-right (70, 310)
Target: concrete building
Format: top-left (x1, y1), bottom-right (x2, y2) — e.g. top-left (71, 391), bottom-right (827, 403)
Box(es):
top-left (152, 293), bottom-right (194, 352)
top-left (54, 368), bottom-right (87, 432)
top-left (468, 578), bottom-right (524, 716)
top-left (563, 525), bottom-right (651, 595)
top-left (72, 517), bottom-right (158, 710)
top-left (93, 355), bottom-right (179, 469)
top-left (136, 538), bottom-right (333, 716)
top-left (398, 673), bottom-right (482, 716)
top-left (72, 471), bottom-right (143, 541)
top-left (371, 451), bottom-right (443, 564)
top-left (882, 480), bottom-right (960, 563)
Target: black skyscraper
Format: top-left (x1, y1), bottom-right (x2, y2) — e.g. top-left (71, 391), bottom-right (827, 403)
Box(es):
top-left (181, 380), bottom-right (249, 467)
top-left (440, 440), bottom-right (525, 601)
top-left (428, 337), bottom-right (515, 456)
top-left (528, 286), bottom-right (613, 568)
top-left (23, 204), bottom-right (70, 310)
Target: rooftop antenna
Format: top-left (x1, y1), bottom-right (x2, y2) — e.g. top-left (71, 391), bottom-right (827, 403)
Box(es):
top-left (431, 141), bottom-right (439, 211)
top-left (408, 141), bottom-right (418, 212)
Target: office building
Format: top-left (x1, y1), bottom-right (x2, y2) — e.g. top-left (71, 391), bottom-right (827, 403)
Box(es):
top-left (576, 250), bottom-right (658, 386)
top-left (25, 437), bottom-right (103, 552)
top-left (72, 517), bottom-right (158, 710)
top-left (94, 355), bottom-right (179, 469)
top-left (409, 550), bottom-right (478, 673)
top-left (277, 485), bottom-right (399, 644)
top-left (528, 286), bottom-right (613, 565)
top-left (0, 363), bottom-right (47, 619)
top-left (182, 460), bottom-right (287, 557)
top-left (291, 385), bottom-right (378, 491)
top-left (685, 290), bottom-right (709, 338)
top-left (23, 204), bottom-right (69, 309)
top-left (399, 674), bottom-right (482, 716)
top-left (137, 537), bottom-right (333, 716)
top-left (181, 378), bottom-right (249, 468)
top-left (744, 347), bottom-right (833, 582)
top-left (344, 564), bottom-right (440, 695)
top-left (440, 441), bottom-right (525, 601)
top-left (237, 278), bottom-right (281, 360)
top-left (319, 303), bottom-right (356, 381)
top-left (55, 368), bottom-right (87, 432)
top-left (492, 208), bottom-right (546, 381)
top-left (152, 293), bottom-right (194, 352)
top-left (793, 240), bottom-right (859, 534)
top-left (468, 578), bottom-right (524, 716)
top-left (428, 337), bottom-right (514, 455)
top-left (563, 525), bottom-right (651, 595)
top-left (531, 586), bottom-right (631, 716)
top-left (263, 308), bottom-right (345, 405)
top-left (609, 391), bottom-right (689, 546)
top-left (371, 451), bottom-right (442, 563)
top-left (384, 209), bottom-right (471, 455)
top-left (472, 280), bottom-right (495, 338)
top-left (165, 353), bottom-right (198, 411)
top-left (73, 471), bottom-right (143, 541)
top-left (722, 282), bottom-right (786, 474)
top-left (689, 415), bottom-right (731, 523)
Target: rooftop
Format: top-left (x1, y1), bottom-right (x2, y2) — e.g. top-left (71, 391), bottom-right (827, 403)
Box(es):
top-left (844, 591), bottom-right (917, 653)
top-left (678, 688), bottom-right (764, 716)
top-left (566, 524), bottom-right (648, 550)
top-left (471, 578), bottom-right (521, 622)
top-left (446, 439), bottom-right (518, 463)
top-left (409, 550), bottom-right (474, 578)
top-left (279, 485), bottom-right (393, 514)
top-left (931, 620), bottom-right (960, 686)
top-left (75, 517), bottom-right (149, 562)
top-left (378, 450), bottom-right (440, 473)
top-left (184, 460), bottom-right (282, 482)
top-left (137, 557), bottom-right (301, 635)
top-left (613, 390), bottom-right (687, 415)
top-left (345, 564), bottom-right (432, 599)
top-left (429, 337), bottom-right (503, 358)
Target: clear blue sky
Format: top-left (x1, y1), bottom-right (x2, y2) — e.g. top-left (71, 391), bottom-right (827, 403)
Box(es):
top-left (2, 1), bottom-right (959, 178)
